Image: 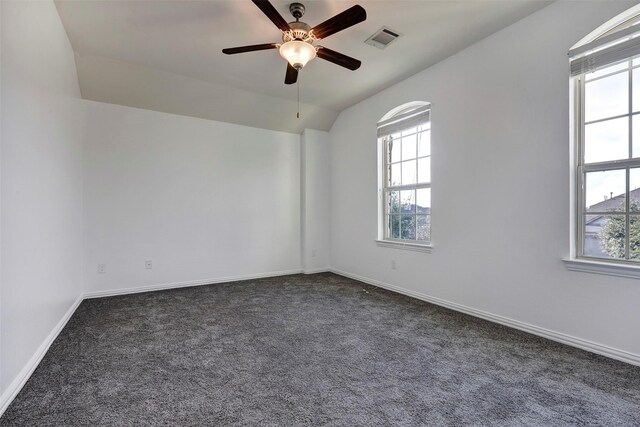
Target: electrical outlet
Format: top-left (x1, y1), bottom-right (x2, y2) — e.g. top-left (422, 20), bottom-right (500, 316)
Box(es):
top-left (97, 264), bottom-right (106, 274)
top-left (391, 260), bottom-right (397, 270)
top-left (145, 260), bottom-right (153, 270)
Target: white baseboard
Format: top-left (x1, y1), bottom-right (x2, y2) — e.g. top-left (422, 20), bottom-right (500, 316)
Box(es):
top-left (0, 295), bottom-right (83, 418)
top-left (83, 269), bottom-right (303, 299)
top-left (302, 268), bottom-right (330, 274)
top-left (330, 268), bottom-right (640, 367)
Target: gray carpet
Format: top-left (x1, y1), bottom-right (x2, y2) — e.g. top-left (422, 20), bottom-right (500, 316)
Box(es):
top-left (1, 273), bottom-right (639, 426)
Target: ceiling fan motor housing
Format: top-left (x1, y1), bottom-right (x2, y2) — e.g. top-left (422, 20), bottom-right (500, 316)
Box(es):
top-left (283, 21), bottom-right (313, 42)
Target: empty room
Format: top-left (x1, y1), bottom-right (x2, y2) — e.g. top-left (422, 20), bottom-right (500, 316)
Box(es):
top-left (1, 0), bottom-right (640, 425)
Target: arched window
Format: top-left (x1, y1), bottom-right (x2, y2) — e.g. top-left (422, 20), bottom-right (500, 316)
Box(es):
top-left (377, 102), bottom-right (431, 248)
top-left (570, 5), bottom-right (640, 265)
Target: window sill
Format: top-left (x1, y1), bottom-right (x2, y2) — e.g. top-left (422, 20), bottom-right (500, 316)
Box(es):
top-left (375, 239), bottom-right (432, 253)
top-left (563, 258), bottom-right (640, 279)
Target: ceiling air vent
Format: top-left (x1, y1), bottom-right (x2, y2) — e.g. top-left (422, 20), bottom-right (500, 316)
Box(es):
top-left (364, 27), bottom-right (401, 49)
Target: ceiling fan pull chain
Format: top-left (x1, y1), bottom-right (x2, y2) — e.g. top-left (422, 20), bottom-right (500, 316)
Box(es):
top-left (297, 78), bottom-right (300, 119)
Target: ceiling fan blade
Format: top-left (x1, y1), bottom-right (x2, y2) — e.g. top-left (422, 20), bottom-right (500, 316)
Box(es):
top-left (222, 43), bottom-right (278, 55)
top-left (311, 5), bottom-right (366, 40)
top-left (251, 0), bottom-right (291, 32)
top-left (316, 46), bottom-right (361, 71)
top-left (285, 63), bottom-right (298, 85)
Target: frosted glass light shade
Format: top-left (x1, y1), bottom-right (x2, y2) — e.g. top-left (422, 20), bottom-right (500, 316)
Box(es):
top-left (279, 41), bottom-right (316, 69)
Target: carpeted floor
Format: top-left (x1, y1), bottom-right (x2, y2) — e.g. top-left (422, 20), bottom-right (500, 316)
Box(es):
top-left (1, 273), bottom-right (639, 426)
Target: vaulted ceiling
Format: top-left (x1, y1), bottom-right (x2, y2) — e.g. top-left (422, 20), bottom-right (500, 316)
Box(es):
top-left (55, 0), bottom-right (552, 133)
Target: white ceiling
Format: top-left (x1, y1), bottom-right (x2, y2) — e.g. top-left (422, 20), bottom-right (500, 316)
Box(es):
top-left (55, 0), bottom-right (552, 133)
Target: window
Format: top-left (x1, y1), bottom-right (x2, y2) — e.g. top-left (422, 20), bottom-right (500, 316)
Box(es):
top-left (378, 103), bottom-right (431, 246)
top-left (570, 9), bottom-right (640, 265)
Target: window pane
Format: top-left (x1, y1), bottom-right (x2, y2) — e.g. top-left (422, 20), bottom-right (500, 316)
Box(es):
top-left (401, 134), bottom-right (417, 161)
top-left (416, 215), bottom-right (430, 241)
top-left (384, 214), bottom-right (391, 238)
top-left (400, 215), bottom-right (416, 240)
top-left (584, 117), bottom-right (629, 163)
top-left (389, 163), bottom-right (401, 186)
top-left (390, 215), bottom-right (400, 239)
top-left (388, 191), bottom-right (400, 214)
top-left (401, 190), bottom-right (415, 214)
top-left (418, 130), bottom-right (431, 157)
top-left (585, 71), bottom-right (628, 122)
top-left (389, 137), bottom-right (401, 164)
top-left (586, 61), bottom-right (628, 81)
top-left (418, 122), bottom-right (431, 132)
top-left (403, 126), bottom-right (419, 137)
top-left (585, 169), bottom-right (626, 212)
top-left (634, 68), bottom-right (640, 113)
top-left (401, 160), bottom-right (417, 185)
top-left (629, 168), bottom-right (640, 216)
top-left (633, 115), bottom-right (640, 158)
top-left (584, 215), bottom-right (626, 259)
top-left (417, 157), bottom-right (430, 184)
top-left (631, 169), bottom-right (640, 212)
top-left (416, 188), bottom-right (431, 214)
top-left (630, 215), bottom-right (640, 260)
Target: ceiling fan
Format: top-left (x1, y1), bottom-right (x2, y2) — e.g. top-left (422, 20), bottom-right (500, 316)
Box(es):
top-left (222, 0), bottom-right (366, 85)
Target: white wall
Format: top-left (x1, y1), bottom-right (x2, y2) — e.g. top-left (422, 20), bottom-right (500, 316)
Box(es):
top-left (329, 0), bottom-right (640, 358)
top-left (0, 0), bottom-right (4, 393)
top-left (301, 129), bottom-right (330, 272)
top-left (1, 0), bottom-right (84, 395)
top-left (83, 101), bottom-right (301, 294)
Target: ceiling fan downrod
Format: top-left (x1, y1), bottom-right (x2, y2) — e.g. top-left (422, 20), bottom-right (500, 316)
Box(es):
top-left (289, 3), bottom-right (305, 21)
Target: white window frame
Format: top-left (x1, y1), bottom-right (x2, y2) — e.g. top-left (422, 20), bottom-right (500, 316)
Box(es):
top-left (574, 62), bottom-right (640, 265)
top-left (566, 4), bottom-right (640, 277)
top-left (376, 102), bottom-right (432, 252)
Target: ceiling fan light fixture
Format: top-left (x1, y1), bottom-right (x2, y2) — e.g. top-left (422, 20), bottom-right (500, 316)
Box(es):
top-left (279, 40), bottom-right (316, 70)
